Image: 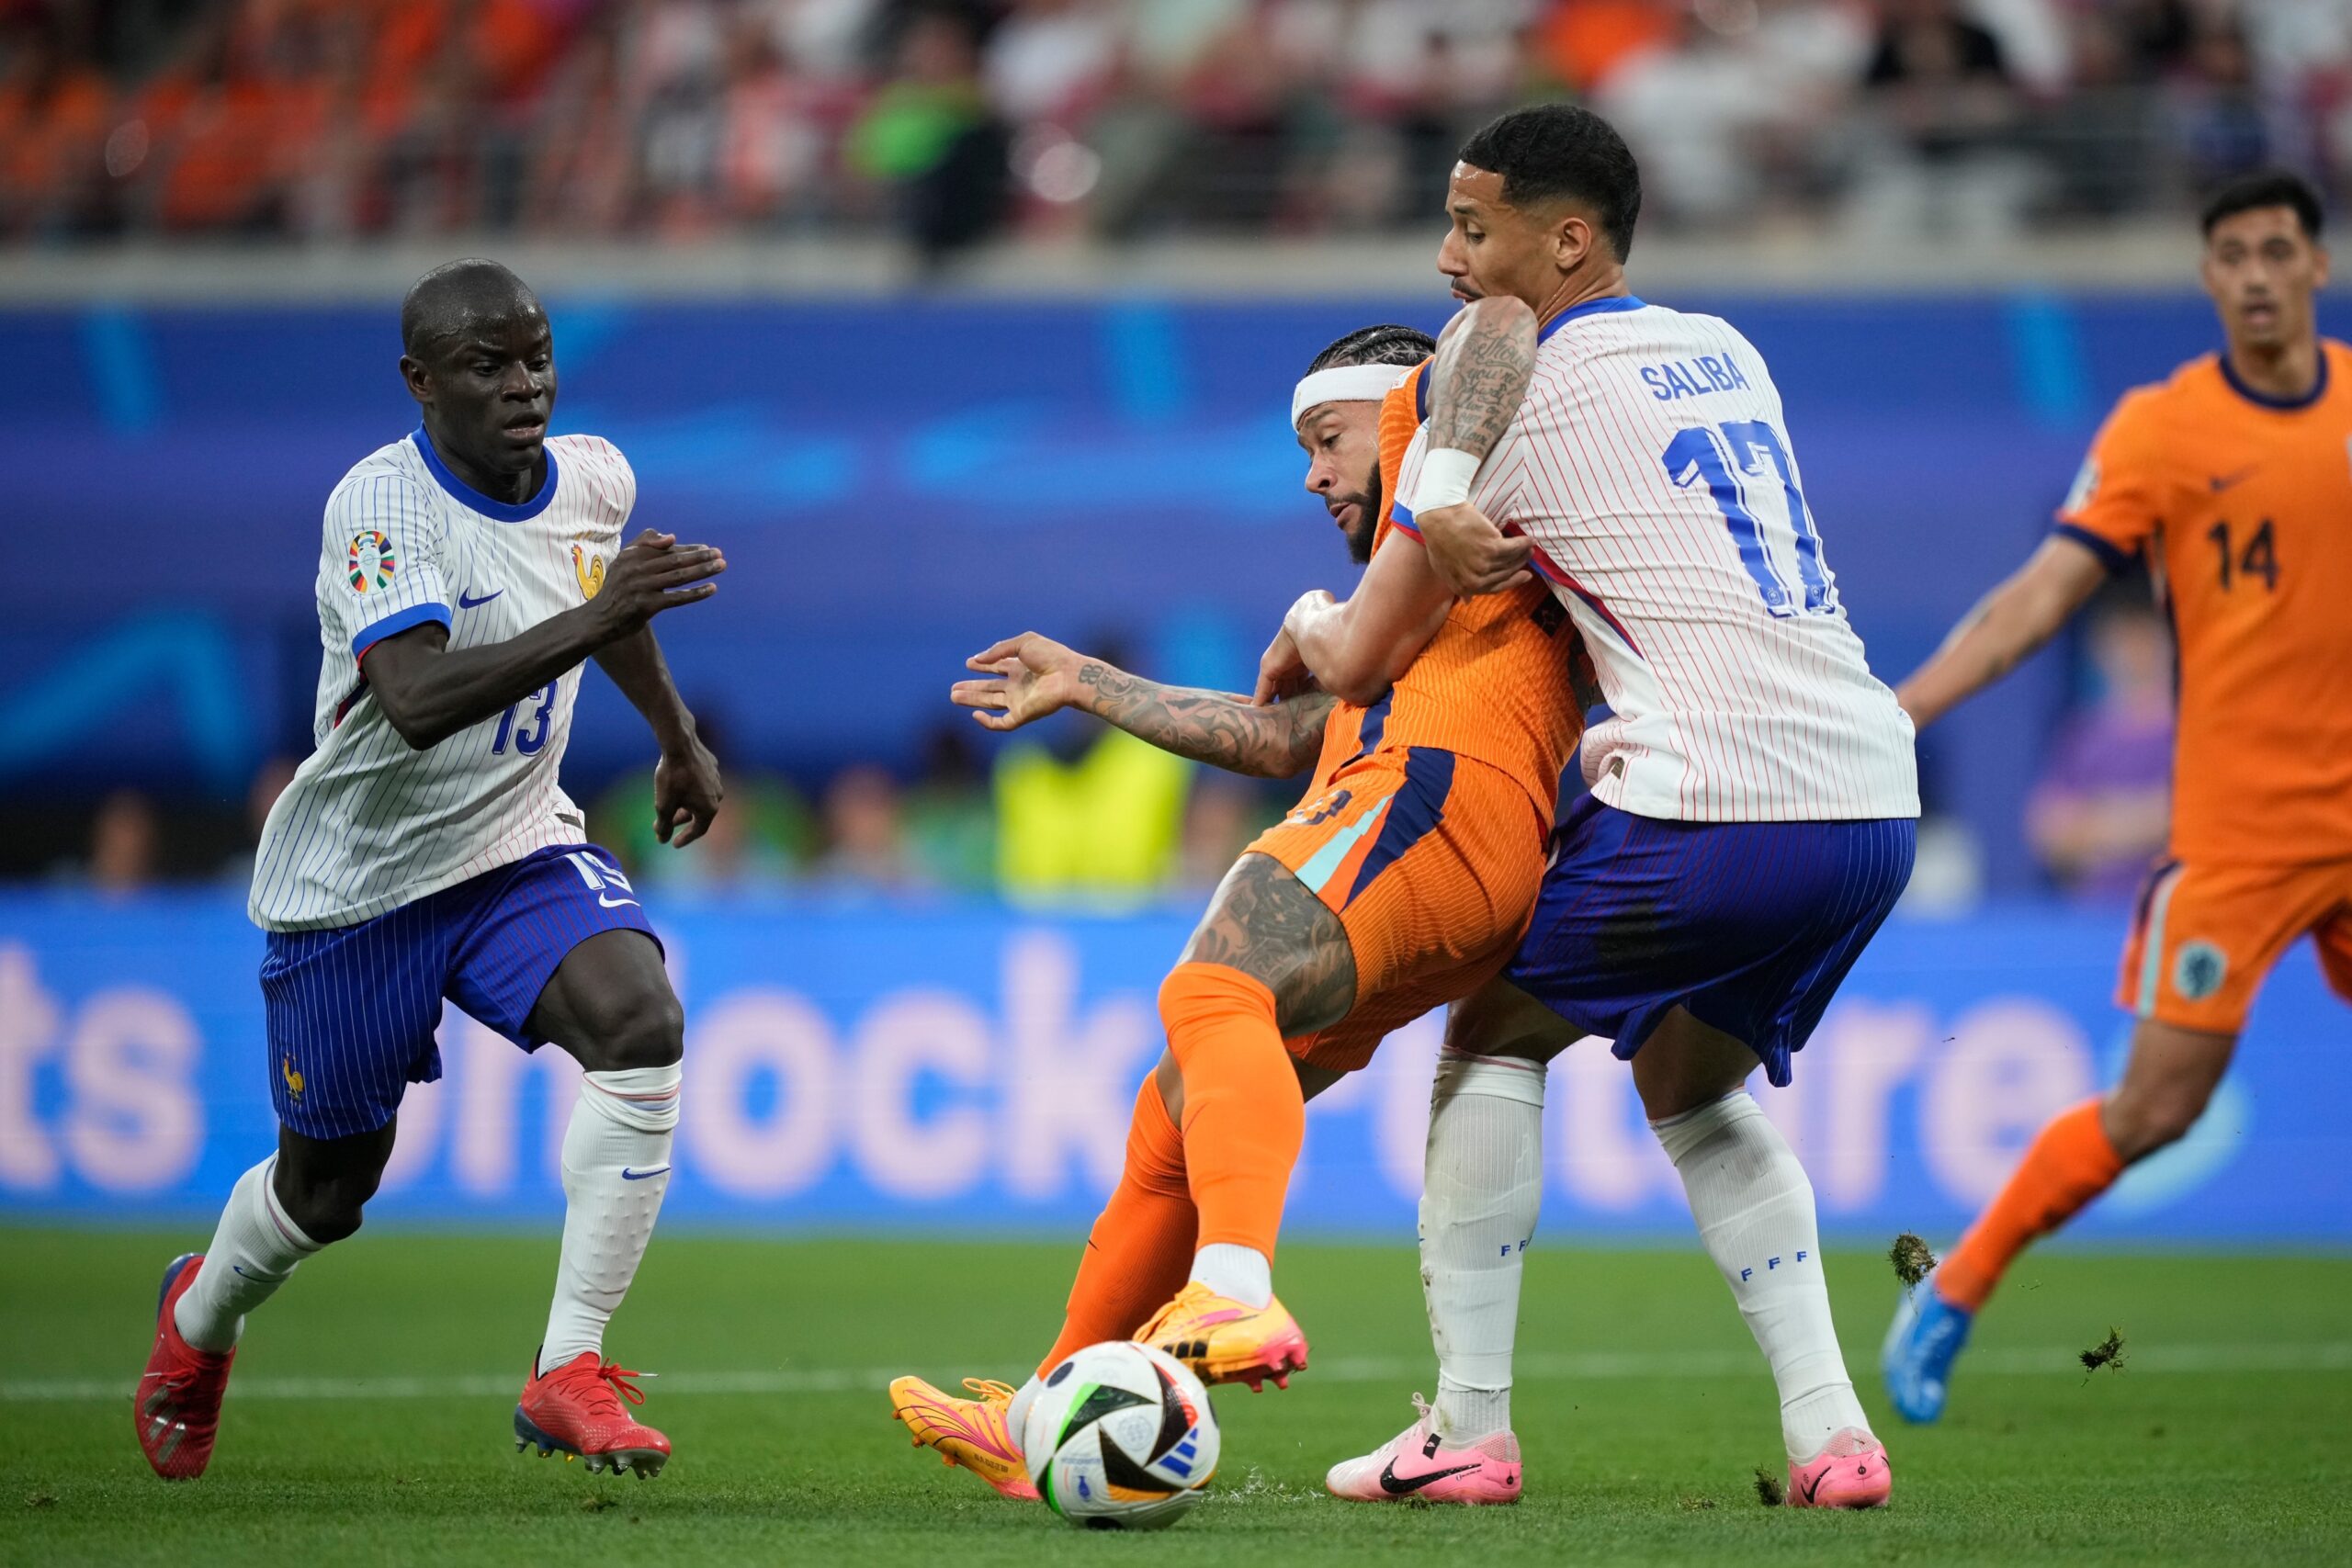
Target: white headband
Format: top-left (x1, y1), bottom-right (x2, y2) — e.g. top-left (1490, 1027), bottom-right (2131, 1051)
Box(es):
top-left (1291, 363), bottom-right (1408, 428)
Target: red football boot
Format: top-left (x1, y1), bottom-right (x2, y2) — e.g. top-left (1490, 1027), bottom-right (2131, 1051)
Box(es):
top-left (514, 1351), bottom-right (672, 1478)
top-left (134, 1253), bottom-right (236, 1480)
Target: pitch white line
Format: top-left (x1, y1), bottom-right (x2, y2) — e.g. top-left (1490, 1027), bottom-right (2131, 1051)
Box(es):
top-left (9, 1342), bottom-right (2348, 1405)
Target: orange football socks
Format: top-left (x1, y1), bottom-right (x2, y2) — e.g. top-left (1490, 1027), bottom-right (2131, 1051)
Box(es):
top-left (1158, 962), bottom-right (1303, 1259)
top-left (1035, 1074), bottom-right (1195, 1377)
top-left (1938, 1098), bottom-right (2124, 1312)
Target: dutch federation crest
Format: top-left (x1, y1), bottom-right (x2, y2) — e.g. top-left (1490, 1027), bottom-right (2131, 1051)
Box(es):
top-left (572, 543), bottom-right (605, 600)
top-left (346, 529), bottom-right (396, 593)
top-left (2173, 940), bottom-right (2228, 1002)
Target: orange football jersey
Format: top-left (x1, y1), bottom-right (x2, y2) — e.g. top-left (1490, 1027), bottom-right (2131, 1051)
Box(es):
top-left (1306, 361), bottom-right (1589, 827)
top-left (2059, 342), bottom-right (2352, 864)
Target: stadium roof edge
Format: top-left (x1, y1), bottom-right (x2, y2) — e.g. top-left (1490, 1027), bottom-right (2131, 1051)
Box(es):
top-left (0, 227), bottom-right (2219, 305)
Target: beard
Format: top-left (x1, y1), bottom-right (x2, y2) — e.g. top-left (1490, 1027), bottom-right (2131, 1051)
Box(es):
top-left (1343, 463), bottom-right (1385, 564)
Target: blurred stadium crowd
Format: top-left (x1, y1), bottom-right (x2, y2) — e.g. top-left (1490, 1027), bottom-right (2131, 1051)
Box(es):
top-left (1, 0), bottom-right (2347, 256)
top-left (34, 717), bottom-right (1301, 908)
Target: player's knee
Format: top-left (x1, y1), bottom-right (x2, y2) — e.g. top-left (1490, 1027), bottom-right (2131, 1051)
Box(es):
top-left (580, 986), bottom-right (685, 1073)
top-left (276, 1169), bottom-right (378, 1245)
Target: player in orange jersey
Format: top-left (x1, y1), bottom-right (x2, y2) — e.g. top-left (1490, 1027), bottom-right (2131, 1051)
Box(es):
top-left (1883, 170), bottom-right (2352, 1424)
top-left (888, 310), bottom-right (1588, 1503)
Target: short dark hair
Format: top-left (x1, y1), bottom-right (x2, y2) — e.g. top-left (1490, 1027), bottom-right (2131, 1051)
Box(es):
top-left (2200, 170), bottom-right (2324, 240)
top-left (1306, 323), bottom-right (1438, 374)
top-left (401, 258), bottom-right (541, 357)
top-left (1457, 104), bottom-right (1642, 262)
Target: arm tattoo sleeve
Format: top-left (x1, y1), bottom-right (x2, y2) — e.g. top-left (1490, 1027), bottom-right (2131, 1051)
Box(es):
top-left (1077, 665), bottom-right (1335, 778)
top-left (1428, 300), bottom-right (1538, 460)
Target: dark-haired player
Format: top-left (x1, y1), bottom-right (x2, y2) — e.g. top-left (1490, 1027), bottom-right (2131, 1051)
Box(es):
top-left (1293, 102), bottom-right (1918, 1508)
top-left (1883, 170), bottom-right (2352, 1424)
top-left (887, 314), bottom-right (1587, 1505)
top-left (134, 260), bottom-right (726, 1481)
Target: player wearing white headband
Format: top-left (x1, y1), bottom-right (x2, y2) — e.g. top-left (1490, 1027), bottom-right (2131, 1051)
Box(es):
top-left (888, 311), bottom-right (1591, 1508)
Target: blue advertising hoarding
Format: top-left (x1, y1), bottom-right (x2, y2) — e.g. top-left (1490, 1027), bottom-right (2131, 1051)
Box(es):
top-left (1, 893), bottom-right (2342, 1244)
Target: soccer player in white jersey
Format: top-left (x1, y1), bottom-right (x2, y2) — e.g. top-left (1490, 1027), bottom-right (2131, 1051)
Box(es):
top-left (134, 260), bottom-right (726, 1482)
top-left (1280, 105), bottom-right (1920, 1508)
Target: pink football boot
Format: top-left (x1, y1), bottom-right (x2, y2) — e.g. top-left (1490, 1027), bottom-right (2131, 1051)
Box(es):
top-left (1786, 1427), bottom-right (1893, 1508)
top-left (1325, 1396), bottom-right (1522, 1505)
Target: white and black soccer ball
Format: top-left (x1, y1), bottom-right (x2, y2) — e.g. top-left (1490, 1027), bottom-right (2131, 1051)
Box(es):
top-left (1021, 1341), bottom-right (1219, 1529)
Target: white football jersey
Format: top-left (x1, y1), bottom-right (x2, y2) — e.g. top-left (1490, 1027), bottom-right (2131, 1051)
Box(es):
top-left (250, 431), bottom-right (636, 931)
top-left (1403, 297), bottom-right (1917, 823)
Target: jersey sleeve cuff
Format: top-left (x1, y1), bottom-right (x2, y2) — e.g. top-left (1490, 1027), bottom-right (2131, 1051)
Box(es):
top-left (2052, 523), bottom-right (2133, 576)
top-left (1387, 503), bottom-right (1423, 540)
top-left (351, 601), bottom-right (451, 661)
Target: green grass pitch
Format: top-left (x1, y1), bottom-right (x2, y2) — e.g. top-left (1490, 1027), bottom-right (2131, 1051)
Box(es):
top-left (5, 1226), bottom-right (2347, 1565)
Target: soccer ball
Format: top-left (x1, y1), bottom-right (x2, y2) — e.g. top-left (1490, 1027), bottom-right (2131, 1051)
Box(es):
top-left (1021, 1341), bottom-right (1220, 1529)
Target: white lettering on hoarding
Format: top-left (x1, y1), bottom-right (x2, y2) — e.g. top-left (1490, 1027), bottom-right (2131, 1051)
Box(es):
top-left (1810, 999), bottom-right (1935, 1213)
top-left (688, 987), bottom-right (836, 1198)
top-left (1001, 931), bottom-right (1156, 1199)
top-left (1922, 998), bottom-right (2094, 1205)
top-left (852, 991), bottom-right (992, 1200)
top-left (0, 944), bottom-right (62, 1190)
top-left (1555, 1039), bottom-right (1678, 1210)
top-left (62, 989), bottom-right (202, 1193)
top-left (448, 1013), bottom-right (581, 1196)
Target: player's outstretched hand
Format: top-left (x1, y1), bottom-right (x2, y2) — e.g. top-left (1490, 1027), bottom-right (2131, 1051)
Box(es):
top-left (1253, 620), bottom-right (1317, 706)
top-left (654, 730), bottom-right (724, 848)
top-left (1417, 501), bottom-right (1532, 595)
top-left (954, 631), bottom-right (1087, 731)
top-left (594, 529), bottom-right (728, 638)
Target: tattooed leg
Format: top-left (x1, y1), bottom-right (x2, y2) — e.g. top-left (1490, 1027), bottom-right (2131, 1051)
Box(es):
top-left (1182, 851), bottom-right (1358, 1035)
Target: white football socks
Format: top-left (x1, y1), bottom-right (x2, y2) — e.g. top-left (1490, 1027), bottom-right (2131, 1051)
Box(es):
top-left (1421, 1048), bottom-right (1546, 1442)
top-left (1188, 1243), bottom-right (1272, 1310)
top-left (538, 1064), bottom-right (681, 1375)
top-left (1652, 1089), bottom-right (1871, 1461)
top-left (174, 1156), bottom-right (321, 1354)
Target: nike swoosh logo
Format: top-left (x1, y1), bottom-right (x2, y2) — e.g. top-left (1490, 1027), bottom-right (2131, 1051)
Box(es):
top-left (598, 893), bottom-right (639, 908)
top-left (458, 588), bottom-right (503, 608)
top-left (1798, 1467), bottom-right (1826, 1504)
top-left (621, 1166), bottom-right (670, 1181)
top-left (1379, 1458), bottom-right (1483, 1495)
top-left (2209, 468), bottom-right (2257, 493)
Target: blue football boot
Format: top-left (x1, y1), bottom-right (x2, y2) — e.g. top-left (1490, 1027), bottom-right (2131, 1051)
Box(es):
top-left (1881, 1268), bottom-right (1973, 1425)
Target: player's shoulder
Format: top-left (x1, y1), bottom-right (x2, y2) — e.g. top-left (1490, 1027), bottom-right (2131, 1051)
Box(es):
top-left (549, 433), bottom-right (636, 517)
top-left (1533, 297), bottom-right (1752, 375)
top-left (324, 436), bottom-right (434, 519)
top-left (2107, 355), bottom-right (2248, 453)
top-left (2323, 337), bottom-right (2352, 385)
top-left (1385, 357), bottom-right (1432, 426)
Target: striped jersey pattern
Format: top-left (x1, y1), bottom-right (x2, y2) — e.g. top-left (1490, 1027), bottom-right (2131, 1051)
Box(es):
top-left (250, 430), bottom-right (637, 931)
top-left (1404, 297), bottom-right (1917, 823)
top-left (1334, 360), bottom-right (1587, 831)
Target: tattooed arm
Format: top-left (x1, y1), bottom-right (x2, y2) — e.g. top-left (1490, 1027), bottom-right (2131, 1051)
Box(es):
top-left (952, 631), bottom-right (1334, 778)
top-left (1416, 295), bottom-right (1541, 596)
top-left (1428, 293), bottom-right (1539, 458)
